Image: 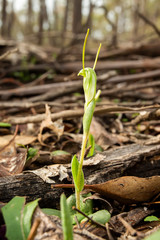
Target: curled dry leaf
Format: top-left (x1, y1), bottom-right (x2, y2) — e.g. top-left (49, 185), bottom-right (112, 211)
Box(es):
top-left (54, 176), bottom-right (160, 204)
top-left (0, 127), bottom-right (27, 177)
top-left (38, 104), bottom-right (64, 146)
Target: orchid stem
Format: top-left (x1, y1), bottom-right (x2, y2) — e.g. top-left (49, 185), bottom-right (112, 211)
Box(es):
top-left (76, 133), bottom-right (88, 209)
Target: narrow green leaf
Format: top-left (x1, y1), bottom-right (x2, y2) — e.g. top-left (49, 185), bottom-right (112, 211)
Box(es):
top-left (2, 196), bottom-right (39, 240)
top-left (22, 198), bottom-right (39, 239)
top-left (71, 155), bottom-right (79, 191)
top-left (81, 210), bottom-right (111, 225)
top-left (60, 193), bottom-right (73, 240)
top-left (42, 208), bottom-right (61, 218)
top-left (2, 196), bottom-right (26, 240)
top-left (71, 155), bottom-right (84, 192)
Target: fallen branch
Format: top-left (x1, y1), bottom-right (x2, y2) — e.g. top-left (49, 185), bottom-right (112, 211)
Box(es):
top-left (0, 80), bottom-right (82, 98)
top-left (129, 109), bottom-right (160, 125)
top-left (5, 105), bottom-right (160, 124)
top-left (56, 58), bottom-right (160, 74)
top-left (0, 142), bottom-right (160, 206)
top-left (102, 80), bottom-right (160, 95)
top-left (107, 69), bottom-right (160, 84)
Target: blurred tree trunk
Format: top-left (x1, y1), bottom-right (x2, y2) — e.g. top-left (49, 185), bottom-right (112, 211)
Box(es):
top-left (119, 3), bottom-right (126, 34)
top-left (83, 0), bottom-right (93, 32)
top-left (1, 0), bottom-right (7, 37)
top-left (133, 0), bottom-right (148, 42)
top-left (53, 0), bottom-right (58, 31)
top-left (72, 0), bottom-right (82, 33)
top-left (38, 0), bottom-right (43, 44)
top-left (7, 1), bottom-right (14, 38)
top-left (132, 0), bottom-right (140, 42)
top-left (38, 0), bottom-right (49, 45)
top-left (141, 0), bottom-right (148, 34)
top-left (63, 0), bottom-right (70, 32)
top-left (49, 0), bottom-right (59, 46)
top-left (102, 5), bottom-right (118, 47)
top-left (27, 0), bottom-right (33, 34)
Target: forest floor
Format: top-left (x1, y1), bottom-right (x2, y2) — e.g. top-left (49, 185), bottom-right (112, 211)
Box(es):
top-left (0, 38), bottom-right (160, 240)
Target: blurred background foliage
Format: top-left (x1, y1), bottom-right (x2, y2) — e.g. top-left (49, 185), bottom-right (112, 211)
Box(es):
top-left (0, 0), bottom-right (160, 47)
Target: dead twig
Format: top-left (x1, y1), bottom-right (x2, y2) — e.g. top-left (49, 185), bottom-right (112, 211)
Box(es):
top-left (118, 215), bottom-right (138, 236)
top-left (129, 109), bottom-right (160, 125)
top-left (74, 228), bottom-right (106, 240)
top-left (27, 218), bottom-right (41, 240)
top-left (102, 80), bottom-right (160, 96)
top-left (28, 85), bottom-right (82, 102)
top-left (107, 69), bottom-right (160, 84)
top-left (73, 206), bottom-right (106, 230)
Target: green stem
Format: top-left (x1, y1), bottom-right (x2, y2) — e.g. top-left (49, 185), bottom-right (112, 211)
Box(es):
top-left (75, 190), bottom-right (80, 211)
top-left (76, 133), bottom-right (88, 209)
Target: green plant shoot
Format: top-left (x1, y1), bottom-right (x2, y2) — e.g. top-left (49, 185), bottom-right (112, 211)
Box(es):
top-left (71, 29), bottom-right (101, 210)
top-left (60, 193), bottom-right (73, 240)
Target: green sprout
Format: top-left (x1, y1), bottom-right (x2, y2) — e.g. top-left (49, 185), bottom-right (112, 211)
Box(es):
top-left (60, 193), bottom-right (73, 240)
top-left (71, 29), bottom-right (101, 210)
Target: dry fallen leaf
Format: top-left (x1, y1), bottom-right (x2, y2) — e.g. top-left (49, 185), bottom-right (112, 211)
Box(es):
top-left (31, 164), bottom-right (69, 183)
top-left (54, 176), bottom-right (160, 204)
top-left (0, 126), bottom-right (27, 177)
top-left (38, 104), bottom-right (64, 146)
top-left (0, 135), bottom-right (37, 148)
top-left (84, 176), bottom-right (160, 204)
top-left (90, 117), bottom-right (120, 149)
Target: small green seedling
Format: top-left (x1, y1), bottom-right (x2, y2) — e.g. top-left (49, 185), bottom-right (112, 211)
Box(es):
top-left (71, 29), bottom-right (101, 210)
